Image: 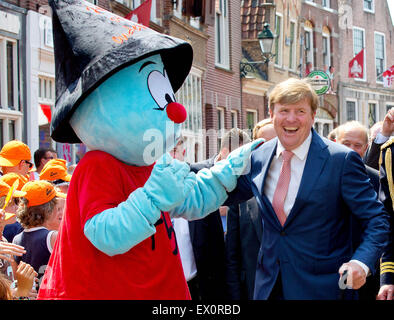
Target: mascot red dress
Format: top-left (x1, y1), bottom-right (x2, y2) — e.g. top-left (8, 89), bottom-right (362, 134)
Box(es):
top-left (38, 0), bottom-right (262, 300)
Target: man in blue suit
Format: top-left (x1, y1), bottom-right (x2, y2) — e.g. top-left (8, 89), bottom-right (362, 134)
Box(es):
top-left (230, 78), bottom-right (389, 300)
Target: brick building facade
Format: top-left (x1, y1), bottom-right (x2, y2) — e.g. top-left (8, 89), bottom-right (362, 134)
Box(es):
top-left (337, 0), bottom-right (394, 127)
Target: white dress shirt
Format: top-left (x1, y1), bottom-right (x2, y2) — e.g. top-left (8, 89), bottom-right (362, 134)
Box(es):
top-left (264, 132), bottom-right (369, 278)
top-left (172, 217), bottom-right (197, 281)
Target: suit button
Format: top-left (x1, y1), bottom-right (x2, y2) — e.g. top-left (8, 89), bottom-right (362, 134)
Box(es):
top-left (280, 231), bottom-right (286, 236)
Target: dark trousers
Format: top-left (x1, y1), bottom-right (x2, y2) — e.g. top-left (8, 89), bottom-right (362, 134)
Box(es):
top-left (268, 273), bottom-right (284, 300)
top-left (187, 276), bottom-right (202, 301)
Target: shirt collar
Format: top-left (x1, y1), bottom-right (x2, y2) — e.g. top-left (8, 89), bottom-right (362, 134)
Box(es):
top-left (276, 131), bottom-right (312, 161)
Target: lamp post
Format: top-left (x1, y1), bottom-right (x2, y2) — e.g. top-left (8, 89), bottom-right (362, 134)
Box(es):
top-left (240, 23), bottom-right (276, 79)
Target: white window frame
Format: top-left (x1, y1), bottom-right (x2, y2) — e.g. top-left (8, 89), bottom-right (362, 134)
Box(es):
top-left (345, 99), bottom-right (358, 121)
top-left (304, 26), bottom-right (314, 69)
top-left (215, 0), bottom-right (230, 69)
top-left (0, 110), bottom-right (23, 147)
top-left (374, 31), bottom-right (385, 84)
top-left (363, 0), bottom-right (374, 13)
top-left (353, 26), bottom-right (366, 82)
top-left (322, 32), bottom-right (331, 69)
top-left (231, 110), bottom-right (238, 128)
top-left (274, 12), bottom-right (283, 67)
top-left (0, 36), bottom-right (19, 111)
top-left (217, 107), bottom-right (225, 151)
top-left (322, 0), bottom-right (330, 9)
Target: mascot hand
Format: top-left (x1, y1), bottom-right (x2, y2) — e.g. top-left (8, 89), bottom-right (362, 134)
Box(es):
top-left (210, 138), bottom-right (264, 192)
top-left (144, 153), bottom-right (196, 212)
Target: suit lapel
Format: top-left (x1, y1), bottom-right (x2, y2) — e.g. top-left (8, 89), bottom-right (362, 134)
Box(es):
top-left (251, 140), bottom-right (284, 228)
top-left (284, 130), bottom-right (329, 227)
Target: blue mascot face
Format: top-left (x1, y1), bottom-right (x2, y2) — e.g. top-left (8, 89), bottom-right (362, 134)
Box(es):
top-left (70, 54), bottom-right (186, 166)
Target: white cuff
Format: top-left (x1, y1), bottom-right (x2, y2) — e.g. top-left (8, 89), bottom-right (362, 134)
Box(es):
top-left (374, 132), bottom-right (390, 144)
top-left (350, 259), bottom-right (370, 277)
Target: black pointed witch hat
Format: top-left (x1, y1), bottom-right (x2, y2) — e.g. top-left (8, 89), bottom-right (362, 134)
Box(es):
top-left (49, 0), bottom-right (193, 143)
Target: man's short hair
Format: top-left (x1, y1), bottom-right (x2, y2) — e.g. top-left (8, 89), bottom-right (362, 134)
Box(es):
top-left (336, 121), bottom-right (369, 144)
top-left (269, 78), bottom-right (319, 114)
top-left (220, 128), bottom-right (251, 152)
top-left (34, 148), bottom-right (56, 168)
top-left (252, 118), bottom-right (273, 140)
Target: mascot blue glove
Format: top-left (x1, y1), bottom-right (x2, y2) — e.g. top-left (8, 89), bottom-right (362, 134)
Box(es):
top-left (170, 138), bottom-right (264, 220)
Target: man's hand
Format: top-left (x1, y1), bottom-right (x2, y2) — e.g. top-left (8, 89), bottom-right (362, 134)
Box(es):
top-left (381, 107), bottom-right (394, 137)
top-left (338, 261), bottom-right (367, 290)
top-left (377, 284), bottom-right (394, 300)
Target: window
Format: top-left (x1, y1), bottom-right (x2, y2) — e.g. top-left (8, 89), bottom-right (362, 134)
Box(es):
top-left (38, 77), bottom-right (55, 101)
top-left (274, 13), bottom-right (283, 66)
top-left (322, 36), bottom-right (330, 68)
top-left (246, 110), bottom-right (257, 131)
top-left (175, 68), bottom-right (203, 162)
top-left (375, 32), bottom-right (385, 83)
top-left (6, 42), bottom-right (14, 109)
top-left (368, 102), bottom-right (377, 128)
top-left (353, 27), bottom-right (366, 80)
top-left (363, 0), bottom-right (374, 13)
top-left (231, 110), bottom-right (238, 128)
top-left (0, 36), bottom-right (20, 116)
top-left (217, 107), bottom-right (225, 149)
top-left (322, 0), bottom-right (330, 8)
top-left (289, 21), bottom-right (296, 70)
top-left (215, 0), bottom-right (230, 68)
top-left (86, 0), bottom-right (98, 4)
top-left (346, 101), bottom-right (356, 121)
top-left (304, 25), bottom-right (314, 69)
top-left (42, 17), bottom-right (53, 48)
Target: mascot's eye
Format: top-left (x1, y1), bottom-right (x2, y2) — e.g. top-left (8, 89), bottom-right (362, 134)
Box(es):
top-left (148, 69), bottom-right (176, 111)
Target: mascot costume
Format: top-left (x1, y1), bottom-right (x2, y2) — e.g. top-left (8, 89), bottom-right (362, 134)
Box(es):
top-left (38, 0), bottom-right (263, 299)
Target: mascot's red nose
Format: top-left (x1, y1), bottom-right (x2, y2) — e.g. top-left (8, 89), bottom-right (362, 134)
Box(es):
top-left (166, 102), bottom-right (187, 124)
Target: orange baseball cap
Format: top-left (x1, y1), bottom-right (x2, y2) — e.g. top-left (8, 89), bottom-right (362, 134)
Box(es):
top-left (0, 140), bottom-right (32, 167)
top-left (1, 173), bottom-right (28, 190)
top-left (0, 179), bottom-right (26, 198)
top-left (39, 159), bottom-right (72, 182)
top-left (21, 180), bottom-right (66, 207)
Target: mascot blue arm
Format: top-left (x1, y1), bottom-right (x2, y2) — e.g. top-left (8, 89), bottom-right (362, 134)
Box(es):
top-left (84, 140), bottom-right (262, 256)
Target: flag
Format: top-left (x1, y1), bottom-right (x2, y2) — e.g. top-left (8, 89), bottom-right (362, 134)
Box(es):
top-left (39, 104), bottom-right (52, 124)
top-left (348, 49), bottom-right (364, 78)
top-left (383, 65), bottom-right (394, 88)
top-left (124, 0), bottom-right (152, 27)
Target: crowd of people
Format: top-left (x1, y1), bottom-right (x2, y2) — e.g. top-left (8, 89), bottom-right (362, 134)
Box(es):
top-left (0, 80), bottom-right (393, 300)
top-left (0, 142), bottom-right (71, 299)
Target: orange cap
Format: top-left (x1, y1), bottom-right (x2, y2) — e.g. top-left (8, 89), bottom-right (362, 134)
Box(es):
top-left (39, 159), bottom-right (72, 182)
top-left (1, 173), bottom-right (28, 190)
top-left (0, 140), bottom-right (31, 167)
top-left (0, 179), bottom-right (26, 198)
top-left (21, 180), bottom-right (66, 207)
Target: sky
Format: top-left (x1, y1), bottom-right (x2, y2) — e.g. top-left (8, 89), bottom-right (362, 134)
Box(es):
top-left (388, 0), bottom-right (394, 25)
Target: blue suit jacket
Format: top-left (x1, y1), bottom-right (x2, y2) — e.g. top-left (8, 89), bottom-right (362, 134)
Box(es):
top-left (225, 198), bottom-right (262, 300)
top-left (229, 129), bottom-right (389, 300)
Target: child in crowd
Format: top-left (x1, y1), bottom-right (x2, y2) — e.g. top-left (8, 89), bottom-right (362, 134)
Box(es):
top-left (0, 173), bottom-right (29, 242)
top-left (12, 180), bottom-right (66, 289)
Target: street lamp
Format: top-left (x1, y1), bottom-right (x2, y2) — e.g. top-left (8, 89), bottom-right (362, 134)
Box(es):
top-left (240, 23), bottom-right (276, 79)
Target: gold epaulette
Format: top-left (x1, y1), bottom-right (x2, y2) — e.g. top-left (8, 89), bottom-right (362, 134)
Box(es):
top-left (381, 137), bottom-right (394, 150)
top-left (379, 137), bottom-right (394, 171)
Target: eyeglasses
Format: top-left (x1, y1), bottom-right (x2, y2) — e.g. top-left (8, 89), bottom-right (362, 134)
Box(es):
top-left (23, 160), bottom-right (33, 169)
